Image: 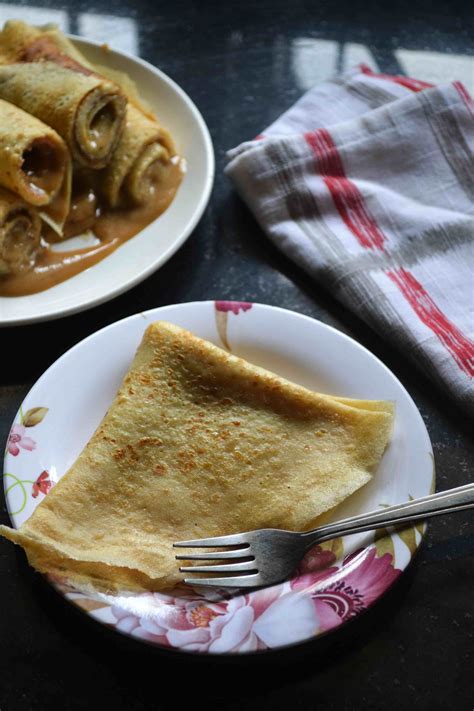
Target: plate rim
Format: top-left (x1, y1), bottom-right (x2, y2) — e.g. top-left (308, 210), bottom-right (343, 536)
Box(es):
top-left (3, 301), bottom-right (435, 654)
top-left (0, 38), bottom-right (215, 328)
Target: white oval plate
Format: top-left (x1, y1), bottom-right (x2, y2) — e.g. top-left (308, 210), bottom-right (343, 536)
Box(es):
top-left (0, 39), bottom-right (214, 327)
top-left (3, 302), bottom-right (434, 654)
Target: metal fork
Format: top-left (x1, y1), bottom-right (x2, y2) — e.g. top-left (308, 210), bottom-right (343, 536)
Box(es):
top-left (174, 483), bottom-right (474, 588)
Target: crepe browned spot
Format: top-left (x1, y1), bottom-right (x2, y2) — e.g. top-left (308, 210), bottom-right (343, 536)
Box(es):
top-left (0, 322), bottom-right (394, 593)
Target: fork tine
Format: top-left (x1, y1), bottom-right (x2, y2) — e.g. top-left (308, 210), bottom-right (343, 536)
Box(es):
top-left (179, 560), bottom-right (256, 574)
top-left (175, 549), bottom-right (250, 561)
top-left (173, 533), bottom-right (250, 548)
top-left (183, 573), bottom-right (264, 588)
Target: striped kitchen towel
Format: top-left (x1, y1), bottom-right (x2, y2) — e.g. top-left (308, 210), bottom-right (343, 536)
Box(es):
top-left (226, 65), bottom-right (474, 414)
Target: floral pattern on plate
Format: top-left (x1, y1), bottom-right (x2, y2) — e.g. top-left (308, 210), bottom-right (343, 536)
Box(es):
top-left (62, 544), bottom-right (402, 653)
top-left (215, 301), bottom-right (252, 350)
top-left (4, 407), bottom-right (50, 515)
top-left (7, 424), bottom-right (36, 457)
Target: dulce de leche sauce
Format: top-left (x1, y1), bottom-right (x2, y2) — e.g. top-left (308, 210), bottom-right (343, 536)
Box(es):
top-left (0, 159), bottom-right (184, 297)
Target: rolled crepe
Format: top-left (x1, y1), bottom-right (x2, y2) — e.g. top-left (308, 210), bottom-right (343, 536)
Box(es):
top-left (0, 21), bottom-right (127, 169)
top-left (100, 105), bottom-right (176, 207)
top-left (0, 20), bottom-right (179, 207)
top-left (86, 64), bottom-right (178, 206)
top-left (0, 98), bottom-right (71, 234)
top-left (0, 98), bottom-right (67, 206)
top-left (0, 62), bottom-right (126, 169)
top-left (73, 64), bottom-right (178, 206)
top-left (0, 20), bottom-right (92, 67)
top-left (0, 187), bottom-right (42, 275)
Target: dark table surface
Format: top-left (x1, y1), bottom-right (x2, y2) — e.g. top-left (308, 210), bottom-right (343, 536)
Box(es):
top-left (1, 1), bottom-right (473, 709)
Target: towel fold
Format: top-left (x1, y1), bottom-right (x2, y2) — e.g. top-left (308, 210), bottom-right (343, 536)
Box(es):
top-left (226, 65), bottom-right (474, 414)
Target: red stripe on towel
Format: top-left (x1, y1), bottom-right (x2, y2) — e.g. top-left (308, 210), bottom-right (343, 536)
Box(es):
top-left (358, 63), bottom-right (434, 92)
top-left (453, 81), bottom-right (474, 117)
top-left (305, 129), bottom-right (386, 250)
top-left (304, 127), bottom-right (473, 375)
top-left (387, 268), bottom-right (474, 376)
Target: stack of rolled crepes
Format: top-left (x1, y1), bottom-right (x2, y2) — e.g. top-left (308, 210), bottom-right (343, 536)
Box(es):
top-left (0, 19), bottom-right (178, 276)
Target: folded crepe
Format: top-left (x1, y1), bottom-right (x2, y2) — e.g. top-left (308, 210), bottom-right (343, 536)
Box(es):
top-left (0, 187), bottom-right (42, 274)
top-left (0, 21), bottom-right (127, 169)
top-left (0, 98), bottom-right (71, 232)
top-left (0, 322), bottom-right (394, 593)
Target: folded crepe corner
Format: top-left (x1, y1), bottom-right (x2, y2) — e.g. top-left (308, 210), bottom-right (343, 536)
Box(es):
top-left (1, 321), bottom-right (395, 594)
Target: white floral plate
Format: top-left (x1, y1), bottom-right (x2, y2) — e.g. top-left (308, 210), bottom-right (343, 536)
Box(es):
top-left (0, 38), bottom-right (214, 327)
top-left (3, 301), bottom-right (434, 654)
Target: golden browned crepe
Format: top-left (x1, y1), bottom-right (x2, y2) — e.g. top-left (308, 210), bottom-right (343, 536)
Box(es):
top-left (0, 322), bottom-right (394, 593)
top-left (0, 187), bottom-right (42, 274)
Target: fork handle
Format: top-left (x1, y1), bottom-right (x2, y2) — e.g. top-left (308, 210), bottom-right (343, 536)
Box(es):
top-left (302, 483), bottom-right (474, 548)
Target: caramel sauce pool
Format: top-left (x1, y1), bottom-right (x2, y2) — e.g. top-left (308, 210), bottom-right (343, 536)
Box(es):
top-left (0, 161), bottom-right (184, 297)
